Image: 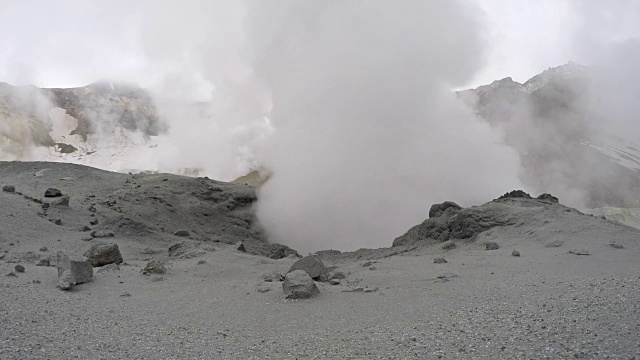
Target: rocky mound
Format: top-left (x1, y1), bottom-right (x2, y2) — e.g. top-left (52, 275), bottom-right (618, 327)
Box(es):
top-left (393, 191), bottom-right (600, 247)
top-left (0, 161), bottom-right (295, 258)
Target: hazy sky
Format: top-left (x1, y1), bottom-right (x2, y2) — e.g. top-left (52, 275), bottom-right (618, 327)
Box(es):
top-left (0, 0), bottom-right (637, 91)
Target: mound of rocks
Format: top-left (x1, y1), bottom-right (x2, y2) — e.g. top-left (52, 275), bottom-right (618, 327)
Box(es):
top-left (83, 242), bottom-right (123, 267)
top-left (287, 254), bottom-right (327, 280)
top-left (393, 191), bottom-right (562, 247)
top-left (283, 270), bottom-right (319, 299)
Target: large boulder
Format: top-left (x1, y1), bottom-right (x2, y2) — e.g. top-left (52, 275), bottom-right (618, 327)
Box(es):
top-left (283, 270), bottom-right (320, 299)
top-left (287, 254), bottom-right (327, 280)
top-left (83, 242), bottom-right (123, 267)
top-left (56, 251), bottom-right (93, 284)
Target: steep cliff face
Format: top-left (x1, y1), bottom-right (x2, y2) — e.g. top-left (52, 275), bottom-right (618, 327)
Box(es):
top-left (460, 62), bottom-right (640, 208)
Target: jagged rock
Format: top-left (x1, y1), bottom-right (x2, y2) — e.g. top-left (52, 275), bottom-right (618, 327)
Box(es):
top-left (545, 240), bottom-right (564, 248)
top-left (512, 250), bottom-right (521, 257)
top-left (2, 185), bottom-right (15, 193)
top-left (283, 270), bottom-right (319, 299)
top-left (174, 230), bottom-right (190, 237)
top-left (497, 190), bottom-right (532, 200)
top-left (44, 188), bottom-right (62, 197)
top-left (434, 257), bottom-right (448, 264)
top-left (56, 251), bottom-right (93, 284)
top-left (53, 219), bottom-right (62, 226)
top-left (236, 241), bottom-right (246, 252)
top-left (83, 242), bottom-right (123, 267)
top-left (429, 201), bottom-right (462, 218)
top-left (89, 219), bottom-right (99, 225)
top-left (441, 241), bottom-right (456, 250)
top-left (96, 263), bottom-right (120, 273)
top-left (267, 243), bottom-right (297, 259)
top-left (485, 242), bottom-right (500, 250)
top-left (14, 264), bottom-right (25, 273)
top-left (288, 254), bottom-right (327, 280)
top-left (537, 193), bottom-right (559, 203)
top-left (141, 259), bottom-right (166, 275)
top-left (82, 226), bottom-right (91, 232)
top-left (57, 270), bottom-right (75, 290)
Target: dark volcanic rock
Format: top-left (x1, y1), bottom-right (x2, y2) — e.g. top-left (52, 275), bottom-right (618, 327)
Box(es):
top-left (537, 193), bottom-right (559, 203)
top-left (393, 200), bottom-right (519, 247)
top-left (283, 270), bottom-right (319, 299)
top-left (497, 190), bottom-right (532, 200)
top-left (83, 242), bottom-right (123, 267)
top-left (429, 201), bottom-right (462, 219)
top-left (485, 242), bottom-right (500, 250)
top-left (288, 255), bottom-right (327, 280)
top-left (3, 185), bottom-right (15, 193)
top-left (14, 264), bottom-right (25, 273)
top-left (44, 188), bottom-right (62, 197)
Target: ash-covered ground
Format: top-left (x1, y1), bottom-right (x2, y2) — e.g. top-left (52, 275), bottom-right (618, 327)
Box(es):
top-left (0, 161), bottom-right (638, 359)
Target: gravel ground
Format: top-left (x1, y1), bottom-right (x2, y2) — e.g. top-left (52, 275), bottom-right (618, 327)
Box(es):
top-left (1, 161), bottom-right (639, 359)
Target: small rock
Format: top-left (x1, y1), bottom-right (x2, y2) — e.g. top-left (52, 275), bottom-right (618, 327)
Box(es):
top-left (569, 249), bottom-right (590, 256)
top-left (485, 242), bottom-right (499, 250)
top-left (236, 241), bottom-right (246, 252)
top-left (434, 257), bottom-right (448, 264)
top-left (82, 226), bottom-right (91, 232)
top-left (14, 264), bottom-right (25, 273)
top-left (609, 242), bottom-right (624, 249)
top-left (49, 195), bottom-right (69, 207)
top-left (363, 287), bottom-right (379, 293)
top-left (96, 263), bottom-right (120, 273)
top-left (120, 292), bottom-right (131, 297)
top-left (39, 246), bottom-right (48, 252)
top-left (83, 242), bottom-right (123, 267)
top-left (282, 270), bottom-right (319, 299)
top-left (441, 241), bottom-right (456, 250)
top-left (44, 188), bottom-right (62, 197)
top-left (142, 259), bottom-right (166, 275)
top-left (437, 272), bottom-right (458, 279)
top-left (361, 261), bottom-right (375, 267)
top-left (197, 259), bottom-right (207, 265)
top-left (537, 193), bottom-right (559, 203)
top-left (328, 271), bottom-right (346, 280)
top-left (257, 286), bottom-right (271, 293)
top-left (53, 219), bottom-right (62, 226)
top-left (329, 279), bottom-right (341, 285)
top-left (545, 240), bottom-right (564, 248)
top-left (57, 270), bottom-right (76, 290)
top-left (0, 252), bottom-right (5, 259)
top-left (32, 279), bottom-right (41, 284)
top-left (89, 219), bottom-right (99, 225)
top-left (512, 250), bottom-right (521, 257)
top-left (81, 236), bottom-right (93, 242)
top-left (174, 230), bottom-right (190, 237)
top-left (369, 266), bottom-right (377, 270)
top-left (91, 230), bottom-right (114, 238)
top-left (2, 185), bottom-right (15, 193)
top-left (36, 257), bottom-right (50, 267)
top-left (288, 254), bottom-right (327, 280)
top-left (5, 271), bottom-right (17, 277)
